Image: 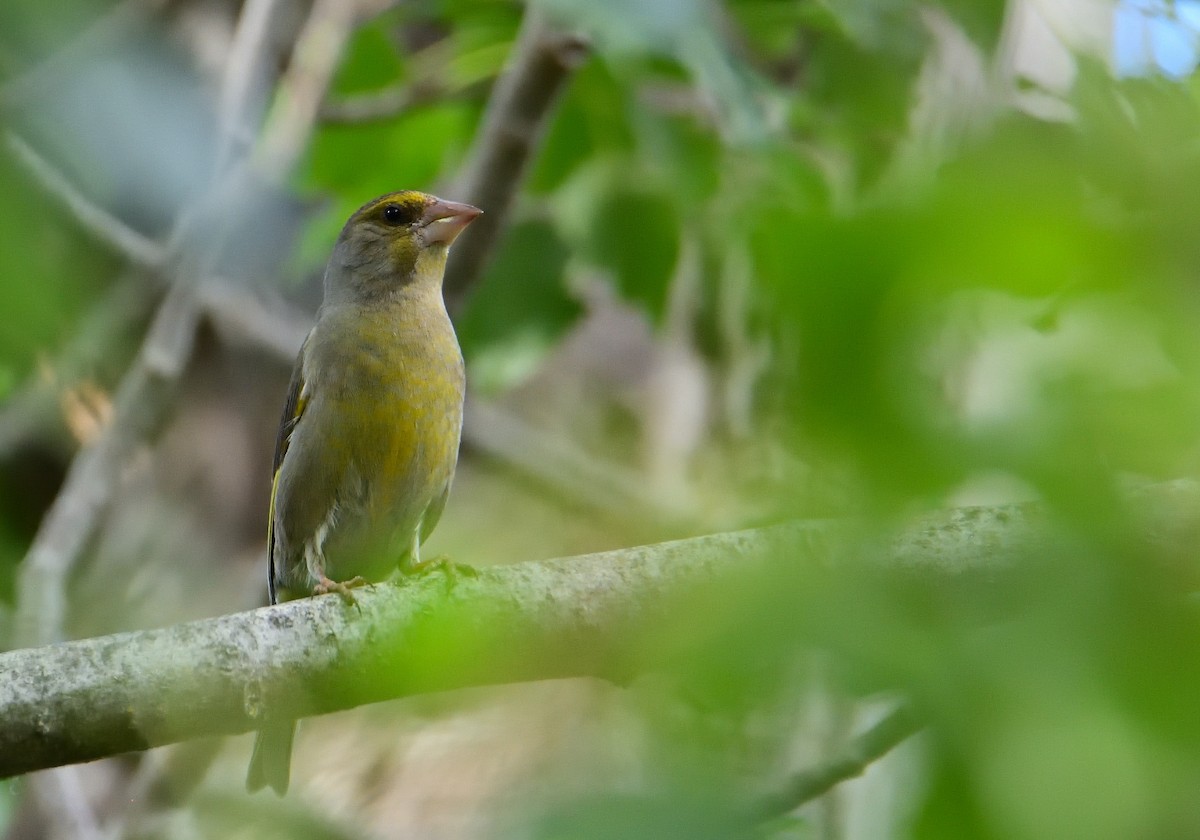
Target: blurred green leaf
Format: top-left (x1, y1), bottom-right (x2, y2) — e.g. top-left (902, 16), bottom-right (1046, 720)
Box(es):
top-left (533, 791), bottom-right (750, 840)
top-left (930, 0), bottom-right (1007, 51)
top-left (530, 60), bottom-right (635, 193)
top-left (329, 13), bottom-right (407, 96)
top-left (589, 187), bottom-right (681, 324)
top-left (0, 778), bottom-right (19, 836)
top-left (0, 0), bottom-right (114, 70)
top-left (305, 100), bottom-right (476, 208)
top-left (458, 219), bottom-right (581, 391)
top-left (0, 148), bottom-right (104, 374)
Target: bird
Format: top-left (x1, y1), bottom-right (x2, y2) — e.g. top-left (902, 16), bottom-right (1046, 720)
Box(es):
top-left (245, 190), bottom-right (481, 795)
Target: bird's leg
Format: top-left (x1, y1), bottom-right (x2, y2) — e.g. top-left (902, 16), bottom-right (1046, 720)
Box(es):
top-left (305, 534), bottom-right (366, 605)
top-left (399, 533), bottom-right (476, 590)
top-left (312, 575), bottom-right (367, 604)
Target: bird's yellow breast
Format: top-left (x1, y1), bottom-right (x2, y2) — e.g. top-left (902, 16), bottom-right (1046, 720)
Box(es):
top-left (284, 289), bottom-right (464, 578)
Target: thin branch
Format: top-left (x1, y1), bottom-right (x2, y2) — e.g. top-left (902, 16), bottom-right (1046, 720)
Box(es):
top-left (253, 0), bottom-right (362, 182)
top-left (317, 37), bottom-right (469, 124)
top-left (5, 132), bottom-right (166, 269)
top-left (443, 8), bottom-right (589, 312)
top-left (13, 283), bottom-right (200, 649)
top-left (463, 397), bottom-right (694, 525)
top-left (751, 704), bottom-right (922, 822)
top-left (318, 78), bottom-right (444, 124)
top-left (7, 276), bottom-right (188, 840)
top-left (4, 4), bottom-right (359, 836)
top-left (8, 0), bottom-right (353, 650)
top-left (196, 281), bottom-right (311, 360)
top-left (214, 0), bottom-right (285, 173)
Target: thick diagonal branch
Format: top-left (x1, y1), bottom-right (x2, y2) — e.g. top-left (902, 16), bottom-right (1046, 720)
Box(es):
top-left (6, 480), bottom-right (1195, 788)
top-left (0, 523), bottom-right (815, 779)
top-left (0, 478), bottom-right (1092, 781)
top-left (443, 9), bottom-right (589, 311)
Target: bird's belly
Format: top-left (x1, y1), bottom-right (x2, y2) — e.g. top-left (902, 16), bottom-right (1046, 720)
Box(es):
top-left (277, 307), bottom-right (465, 589)
top-left (320, 377), bottom-right (462, 580)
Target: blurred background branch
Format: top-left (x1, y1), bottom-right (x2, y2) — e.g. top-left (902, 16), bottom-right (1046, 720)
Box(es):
top-left (443, 8), bottom-right (589, 312)
top-left (752, 703), bottom-right (922, 823)
top-left (4, 133), bottom-right (167, 269)
top-left (252, 0), bottom-right (360, 183)
top-left (13, 282), bottom-right (199, 649)
top-left (318, 77), bottom-right (445, 124)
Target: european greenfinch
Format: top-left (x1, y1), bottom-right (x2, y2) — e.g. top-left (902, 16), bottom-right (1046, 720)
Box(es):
top-left (245, 190), bottom-right (481, 795)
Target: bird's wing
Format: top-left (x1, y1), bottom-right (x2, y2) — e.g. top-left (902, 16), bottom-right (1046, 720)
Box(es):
top-left (267, 333), bottom-right (312, 605)
top-left (419, 482), bottom-right (452, 546)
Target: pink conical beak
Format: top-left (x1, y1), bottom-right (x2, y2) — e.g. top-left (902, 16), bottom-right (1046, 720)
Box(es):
top-left (420, 198), bottom-right (482, 246)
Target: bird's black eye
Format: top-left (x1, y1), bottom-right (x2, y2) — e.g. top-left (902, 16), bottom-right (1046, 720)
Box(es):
top-left (382, 204), bottom-right (406, 226)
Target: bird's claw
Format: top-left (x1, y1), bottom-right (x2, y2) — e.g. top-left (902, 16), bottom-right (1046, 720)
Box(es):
top-left (313, 575), bottom-right (367, 605)
top-left (403, 554), bottom-right (477, 590)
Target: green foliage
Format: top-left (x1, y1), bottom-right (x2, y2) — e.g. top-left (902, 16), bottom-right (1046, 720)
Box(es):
top-left (0, 143), bottom-right (104, 391)
top-left (529, 61), bottom-right (635, 193)
top-left (934, 0), bottom-right (1007, 50)
top-left (330, 14), bottom-right (408, 96)
top-left (0, 779), bottom-right (18, 837)
top-left (457, 219), bottom-right (581, 391)
top-left (590, 187), bottom-right (681, 322)
top-left (8, 0), bottom-right (1200, 835)
top-left (0, 0), bottom-right (113, 69)
top-left (308, 102), bottom-right (477, 206)
top-left (296, 6), bottom-right (1200, 833)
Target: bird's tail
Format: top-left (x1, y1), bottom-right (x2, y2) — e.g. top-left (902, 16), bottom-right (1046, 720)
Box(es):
top-left (245, 720), bottom-right (296, 796)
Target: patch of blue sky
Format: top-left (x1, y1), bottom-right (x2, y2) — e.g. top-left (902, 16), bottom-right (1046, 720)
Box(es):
top-left (1113, 0), bottom-right (1200, 77)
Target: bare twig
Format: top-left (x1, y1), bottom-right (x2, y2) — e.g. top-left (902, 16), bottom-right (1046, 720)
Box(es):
top-left (318, 38), bottom-right (468, 124)
top-left (14, 283), bottom-right (200, 649)
top-left (751, 704), bottom-right (922, 821)
top-left (6, 121), bottom-right (194, 653)
top-left (214, 0), bottom-right (285, 173)
top-left (9, 277), bottom-right (194, 840)
top-left (197, 281), bottom-right (311, 360)
top-left (318, 79), bottom-right (441, 123)
top-left (253, 0), bottom-right (362, 181)
top-left (7, 0), bottom-right (349, 648)
top-left (190, 280), bottom-right (689, 523)
top-left (443, 8), bottom-right (589, 311)
top-left (5, 133), bottom-right (166, 269)
top-left (5, 4), bottom-right (360, 837)
top-left (463, 397), bottom-right (694, 525)
top-left (193, 282), bottom-right (686, 525)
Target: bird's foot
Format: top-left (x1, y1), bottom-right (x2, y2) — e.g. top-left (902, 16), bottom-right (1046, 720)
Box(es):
top-left (313, 575), bottom-right (367, 605)
top-left (402, 554), bottom-right (477, 590)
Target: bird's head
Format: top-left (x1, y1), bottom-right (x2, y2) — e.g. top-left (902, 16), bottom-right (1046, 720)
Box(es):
top-left (325, 191), bottom-right (481, 304)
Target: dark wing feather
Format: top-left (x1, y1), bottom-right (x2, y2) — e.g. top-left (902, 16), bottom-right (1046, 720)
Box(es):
top-left (419, 483), bottom-right (451, 545)
top-left (267, 334), bottom-right (311, 605)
